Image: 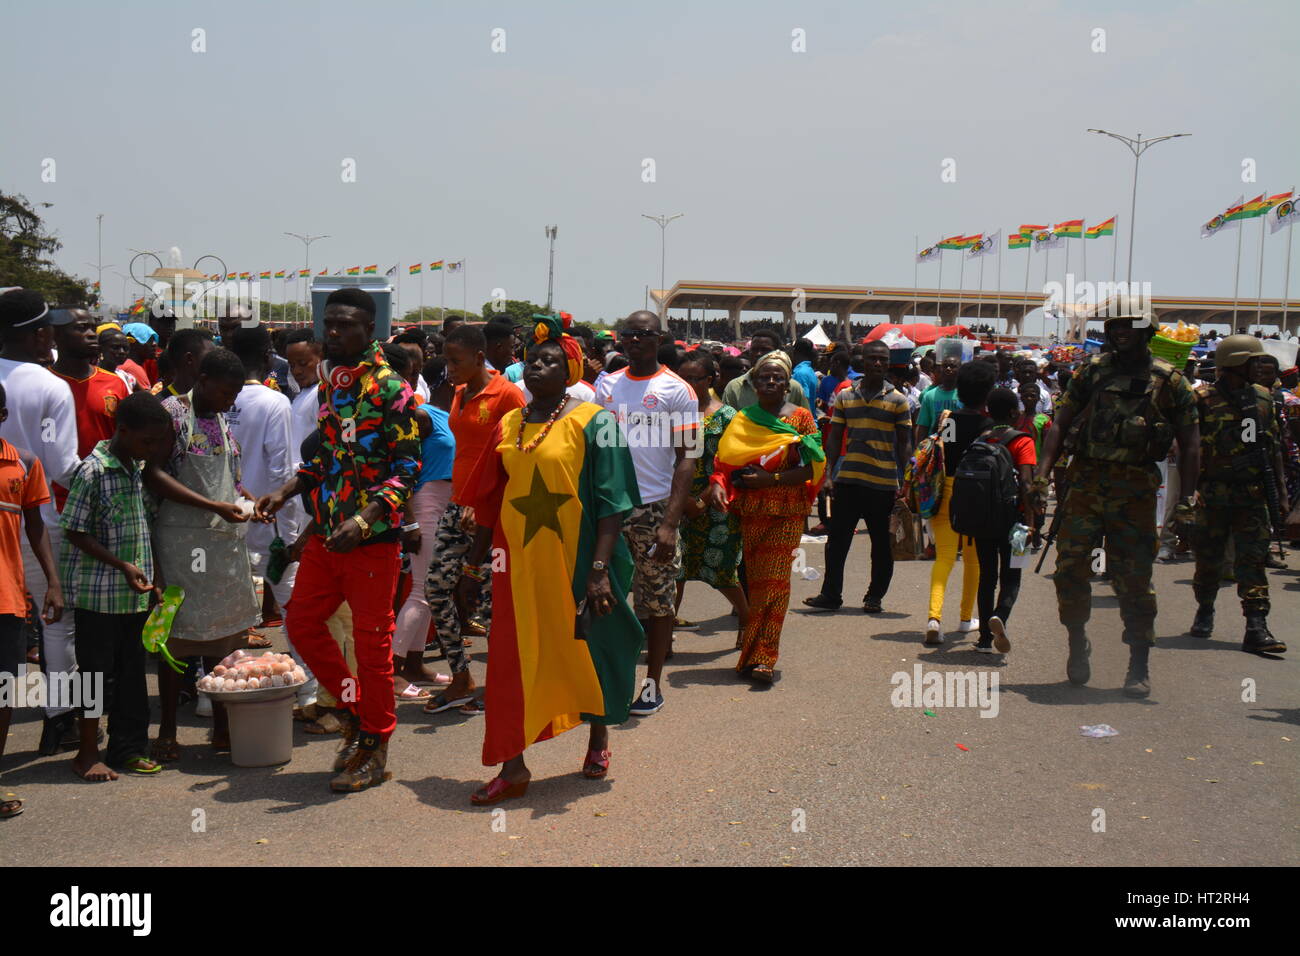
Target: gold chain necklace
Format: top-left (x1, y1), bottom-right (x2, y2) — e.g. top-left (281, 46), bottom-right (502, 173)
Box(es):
top-left (515, 397), bottom-right (568, 453)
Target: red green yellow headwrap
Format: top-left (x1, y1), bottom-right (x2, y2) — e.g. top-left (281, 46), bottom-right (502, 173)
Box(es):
top-left (529, 312), bottom-right (584, 386)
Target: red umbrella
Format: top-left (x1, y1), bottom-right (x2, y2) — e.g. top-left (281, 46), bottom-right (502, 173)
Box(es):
top-left (862, 323), bottom-right (976, 346)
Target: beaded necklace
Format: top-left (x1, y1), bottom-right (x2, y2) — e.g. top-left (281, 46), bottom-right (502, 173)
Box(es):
top-left (515, 396), bottom-right (569, 452)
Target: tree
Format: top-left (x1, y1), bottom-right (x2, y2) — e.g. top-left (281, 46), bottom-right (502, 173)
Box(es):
top-left (257, 301), bottom-right (314, 325)
top-left (0, 190), bottom-right (93, 305)
top-left (479, 298), bottom-right (547, 326)
top-left (402, 306), bottom-right (479, 326)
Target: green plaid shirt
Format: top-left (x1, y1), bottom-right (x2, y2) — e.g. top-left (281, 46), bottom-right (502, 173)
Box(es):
top-left (59, 440), bottom-right (154, 614)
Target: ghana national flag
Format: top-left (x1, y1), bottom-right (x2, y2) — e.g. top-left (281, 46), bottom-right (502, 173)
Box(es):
top-left (463, 403), bottom-right (645, 766)
top-left (1226, 194), bottom-right (1265, 221)
top-left (937, 234), bottom-right (967, 250)
top-left (430, 260), bottom-right (444, 271)
top-left (1054, 219), bottom-right (1083, 238)
top-left (274, 270), bottom-right (286, 278)
top-left (1008, 232), bottom-right (1031, 249)
top-left (363, 264), bottom-right (378, 274)
top-left (1085, 216), bottom-right (1115, 238)
top-left (1019, 224), bottom-right (1046, 238)
top-left (299, 268), bottom-right (310, 277)
top-left (1261, 190), bottom-right (1293, 212)
top-left (709, 405), bottom-right (825, 505)
top-left (259, 271), bottom-right (272, 279)
top-left (346, 266), bottom-right (360, 275)
top-left (409, 263), bottom-right (421, 275)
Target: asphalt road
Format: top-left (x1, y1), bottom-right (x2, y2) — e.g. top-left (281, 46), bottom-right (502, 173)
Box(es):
top-left (2, 538), bottom-right (1296, 867)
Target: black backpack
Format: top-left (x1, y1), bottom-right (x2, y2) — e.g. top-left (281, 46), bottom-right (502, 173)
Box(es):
top-left (949, 425), bottom-right (1024, 539)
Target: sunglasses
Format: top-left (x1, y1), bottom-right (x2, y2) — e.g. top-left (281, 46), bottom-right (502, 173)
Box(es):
top-left (621, 329), bottom-right (660, 340)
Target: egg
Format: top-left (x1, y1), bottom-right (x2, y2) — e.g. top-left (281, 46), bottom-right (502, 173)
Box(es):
top-left (247, 677), bottom-right (261, 689)
top-left (291, 668), bottom-right (306, 684)
top-left (234, 678), bottom-right (248, 691)
top-left (272, 662), bottom-right (291, 675)
top-left (223, 678), bottom-right (237, 691)
top-left (212, 665), bottom-right (228, 677)
top-left (269, 674), bottom-right (284, 687)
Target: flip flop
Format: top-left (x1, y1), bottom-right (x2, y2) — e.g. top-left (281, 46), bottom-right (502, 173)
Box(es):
top-left (424, 692), bottom-right (474, 714)
top-left (396, 683), bottom-right (433, 702)
top-left (1, 794), bottom-right (22, 819)
top-left (458, 698), bottom-right (485, 715)
top-left (122, 756), bottom-right (162, 775)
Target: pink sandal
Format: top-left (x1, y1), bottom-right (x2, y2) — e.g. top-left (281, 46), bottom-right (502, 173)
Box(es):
top-left (582, 748), bottom-right (611, 779)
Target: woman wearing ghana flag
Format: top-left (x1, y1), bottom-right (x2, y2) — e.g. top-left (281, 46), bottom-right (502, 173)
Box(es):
top-left (455, 313), bottom-right (645, 805)
top-left (705, 351), bottom-right (825, 682)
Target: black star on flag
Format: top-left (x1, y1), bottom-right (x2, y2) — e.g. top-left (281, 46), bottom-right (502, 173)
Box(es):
top-left (509, 466), bottom-right (573, 547)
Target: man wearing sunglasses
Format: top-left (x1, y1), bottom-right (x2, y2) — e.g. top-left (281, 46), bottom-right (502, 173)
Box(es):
top-left (596, 312), bottom-right (700, 716)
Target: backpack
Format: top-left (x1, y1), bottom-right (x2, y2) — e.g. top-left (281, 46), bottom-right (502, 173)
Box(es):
top-left (905, 409), bottom-right (951, 519)
top-left (949, 425), bottom-right (1024, 539)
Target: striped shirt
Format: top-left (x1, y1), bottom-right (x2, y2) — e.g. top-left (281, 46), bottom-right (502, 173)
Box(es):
top-left (59, 440), bottom-right (154, 614)
top-left (830, 380), bottom-right (911, 490)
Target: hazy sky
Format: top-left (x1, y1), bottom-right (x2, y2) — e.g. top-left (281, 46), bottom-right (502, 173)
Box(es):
top-left (4, 0), bottom-right (1298, 331)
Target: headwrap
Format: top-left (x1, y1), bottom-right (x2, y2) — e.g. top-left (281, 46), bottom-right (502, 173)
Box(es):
top-left (96, 322), bottom-right (122, 335)
top-left (529, 313), bottom-right (584, 387)
top-left (122, 322), bottom-right (158, 345)
top-left (752, 349), bottom-right (792, 379)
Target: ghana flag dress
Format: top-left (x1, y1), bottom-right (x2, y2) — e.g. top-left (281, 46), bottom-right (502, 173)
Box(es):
top-left (463, 402), bottom-right (645, 766)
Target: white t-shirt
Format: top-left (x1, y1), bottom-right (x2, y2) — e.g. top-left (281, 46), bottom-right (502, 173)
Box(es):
top-left (518, 379), bottom-right (596, 406)
top-left (594, 366), bottom-right (699, 505)
top-left (289, 387), bottom-right (319, 465)
top-left (0, 359), bottom-right (80, 522)
top-left (113, 367), bottom-right (139, 391)
top-left (227, 382), bottom-right (297, 552)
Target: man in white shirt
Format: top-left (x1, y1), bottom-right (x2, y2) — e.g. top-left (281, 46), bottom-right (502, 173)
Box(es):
top-left (1014, 356), bottom-right (1054, 415)
top-left (0, 289), bottom-right (82, 753)
top-left (595, 311), bottom-right (700, 717)
top-left (284, 329), bottom-right (321, 456)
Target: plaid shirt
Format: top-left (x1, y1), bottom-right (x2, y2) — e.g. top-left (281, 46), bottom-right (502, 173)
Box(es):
top-left (297, 341), bottom-right (420, 539)
top-left (59, 440), bottom-right (154, 614)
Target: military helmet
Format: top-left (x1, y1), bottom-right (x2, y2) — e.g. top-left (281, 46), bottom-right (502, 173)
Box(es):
top-left (1214, 334), bottom-right (1265, 369)
top-left (1097, 293), bottom-right (1154, 328)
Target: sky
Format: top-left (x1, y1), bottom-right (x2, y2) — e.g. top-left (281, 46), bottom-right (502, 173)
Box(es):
top-left (4, 0), bottom-right (1298, 333)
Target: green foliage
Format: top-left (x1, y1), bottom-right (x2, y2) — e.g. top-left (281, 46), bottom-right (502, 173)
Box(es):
top-left (0, 190), bottom-right (93, 305)
top-left (402, 306), bottom-right (478, 326)
top-left (258, 300), bottom-right (314, 325)
top-left (478, 298), bottom-right (547, 325)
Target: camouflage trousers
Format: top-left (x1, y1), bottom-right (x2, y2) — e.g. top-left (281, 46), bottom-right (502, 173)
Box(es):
top-left (1054, 461), bottom-right (1160, 644)
top-left (1191, 481), bottom-right (1270, 615)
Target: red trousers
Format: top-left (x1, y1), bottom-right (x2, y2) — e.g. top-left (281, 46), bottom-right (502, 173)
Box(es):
top-left (286, 535), bottom-right (400, 740)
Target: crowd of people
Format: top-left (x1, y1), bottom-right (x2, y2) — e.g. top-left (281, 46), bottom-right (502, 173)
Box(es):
top-left (0, 286), bottom-right (1296, 820)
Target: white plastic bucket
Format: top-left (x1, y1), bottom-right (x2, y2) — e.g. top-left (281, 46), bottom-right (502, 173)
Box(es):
top-left (224, 690), bottom-right (296, 767)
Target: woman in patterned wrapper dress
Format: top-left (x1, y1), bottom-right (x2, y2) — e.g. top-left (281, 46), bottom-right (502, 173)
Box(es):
top-left (673, 351), bottom-right (749, 643)
top-left (705, 351), bottom-right (825, 683)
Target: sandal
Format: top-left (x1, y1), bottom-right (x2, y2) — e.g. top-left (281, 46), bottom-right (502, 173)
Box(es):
top-left (673, 617), bottom-right (698, 631)
top-left (582, 748), bottom-right (611, 779)
top-left (1, 795), bottom-right (22, 819)
top-left (304, 710), bottom-right (346, 735)
top-left (245, 631), bottom-right (273, 649)
top-left (471, 774), bottom-right (529, 805)
top-left (750, 666), bottom-right (774, 684)
top-left (396, 682), bottom-right (432, 702)
top-left (150, 737), bottom-right (181, 763)
top-left (122, 756), bottom-right (162, 775)
top-left (459, 698), bottom-right (485, 715)
top-left (424, 691), bottom-right (474, 715)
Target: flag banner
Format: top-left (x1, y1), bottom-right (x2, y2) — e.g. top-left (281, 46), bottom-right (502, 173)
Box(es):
top-left (259, 271), bottom-right (271, 279)
top-left (1031, 228), bottom-right (1061, 252)
top-left (299, 269), bottom-right (311, 277)
top-left (1271, 196), bottom-right (1299, 235)
top-left (239, 272), bottom-right (251, 280)
top-left (1008, 233), bottom-right (1031, 250)
top-left (318, 269), bottom-right (329, 276)
top-left (937, 234), bottom-right (967, 250)
top-left (92, 281), bottom-right (100, 290)
top-left (363, 264), bottom-right (378, 274)
top-left (968, 230), bottom-right (1000, 258)
top-left (430, 260), bottom-right (444, 271)
top-left (1085, 216), bottom-right (1116, 238)
top-left (1054, 219), bottom-right (1084, 238)
top-left (916, 244), bottom-right (942, 264)
top-left (447, 261), bottom-right (464, 273)
top-left (1019, 224), bottom-right (1046, 238)
top-left (1227, 194), bottom-right (1267, 221)
top-left (385, 264), bottom-right (397, 277)
top-left (346, 266), bottom-right (360, 275)
top-left (274, 270), bottom-right (286, 279)
top-left (409, 263), bottom-right (422, 275)
top-left (1261, 190), bottom-right (1293, 213)
top-left (226, 273), bottom-right (238, 280)
top-left (1202, 195), bottom-right (1244, 238)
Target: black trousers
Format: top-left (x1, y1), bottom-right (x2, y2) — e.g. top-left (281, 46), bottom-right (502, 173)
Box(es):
top-left (821, 483), bottom-right (897, 603)
top-left (73, 609), bottom-right (150, 767)
top-left (974, 536), bottom-right (1022, 638)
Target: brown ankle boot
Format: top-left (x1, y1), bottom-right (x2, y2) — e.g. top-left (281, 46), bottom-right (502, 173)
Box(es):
top-left (330, 735), bottom-right (391, 792)
top-left (332, 712), bottom-right (361, 772)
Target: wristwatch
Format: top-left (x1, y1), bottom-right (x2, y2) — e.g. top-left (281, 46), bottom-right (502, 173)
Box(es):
top-left (591, 560), bottom-right (608, 572)
top-left (352, 514), bottom-right (373, 538)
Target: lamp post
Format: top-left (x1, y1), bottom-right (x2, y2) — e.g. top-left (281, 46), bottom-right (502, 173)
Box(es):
top-left (642, 213), bottom-right (684, 317)
top-left (1086, 129), bottom-right (1191, 286)
top-left (544, 225), bottom-right (558, 311)
top-left (284, 231), bottom-right (328, 313)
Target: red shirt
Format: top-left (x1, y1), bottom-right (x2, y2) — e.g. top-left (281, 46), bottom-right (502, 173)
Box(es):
top-left (119, 358), bottom-right (152, 389)
top-left (0, 438), bottom-right (50, 616)
top-left (49, 367), bottom-right (130, 509)
top-left (449, 371), bottom-right (524, 505)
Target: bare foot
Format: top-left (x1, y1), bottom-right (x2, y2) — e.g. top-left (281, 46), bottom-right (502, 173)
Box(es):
top-left (401, 662), bottom-right (451, 685)
top-left (71, 755), bottom-right (118, 781)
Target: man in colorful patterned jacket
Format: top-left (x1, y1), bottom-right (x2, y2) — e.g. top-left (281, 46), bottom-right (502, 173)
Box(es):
top-left (256, 288), bottom-right (420, 792)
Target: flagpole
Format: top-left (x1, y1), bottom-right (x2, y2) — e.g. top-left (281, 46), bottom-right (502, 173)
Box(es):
top-left (1111, 214), bottom-right (1119, 288)
top-left (420, 267), bottom-right (425, 322)
top-left (440, 265), bottom-right (446, 322)
top-left (1257, 198), bottom-right (1268, 325)
top-left (1081, 226), bottom-right (1088, 343)
top-left (957, 246), bottom-right (965, 324)
top-left (462, 259), bottom-right (467, 319)
top-left (975, 248), bottom-right (985, 326)
top-left (1232, 214), bottom-right (1245, 329)
top-left (1043, 243), bottom-right (1051, 339)
top-left (1061, 238), bottom-right (1070, 342)
top-left (1284, 187), bottom-right (1296, 336)
top-left (1022, 238), bottom-right (1033, 338)
top-left (913, 235), bottom-right (919, 325)
top-left (995, 234), bottom-right (1002, 330)
top-left (936, 249), bottom-right (944, 325)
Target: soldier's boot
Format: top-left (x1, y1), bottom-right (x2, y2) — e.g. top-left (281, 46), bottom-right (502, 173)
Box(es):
top-left (1243, 613), bottom-right (1287, 655)
top-left (1066, 627), bottom-right (1091, 686)
top-left (1123, 642), bottom-right (1151, 699)
top-left (330, 734), bottom-right (392, 792)
top-left (1189, 604), bottom-right (1215, 639)
top-left (332, 711), bottom-right (362, 772)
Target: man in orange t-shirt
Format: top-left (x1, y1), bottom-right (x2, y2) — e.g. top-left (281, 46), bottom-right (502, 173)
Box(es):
top-left (50, 309), bottom-right (130, 509)
top-left (422, 324), bottom-right (524, 712)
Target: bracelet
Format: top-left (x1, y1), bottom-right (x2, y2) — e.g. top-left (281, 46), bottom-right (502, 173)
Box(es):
top-left (402, 522), bottom-right (420, 532)
top-left (351, 514), bottom-right (372, 538)
top-left (460, 563), bottom-right (486, 582)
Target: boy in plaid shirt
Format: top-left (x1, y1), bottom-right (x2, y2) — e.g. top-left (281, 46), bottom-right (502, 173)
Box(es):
top-left (60, 391), bottom-right (174, 781)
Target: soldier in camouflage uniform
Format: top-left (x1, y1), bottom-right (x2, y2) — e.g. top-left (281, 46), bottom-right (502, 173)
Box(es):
top-left (1186, 335), bottom-right (1288, 654)
top-left (1034, 297), bottom-right (1200, 697)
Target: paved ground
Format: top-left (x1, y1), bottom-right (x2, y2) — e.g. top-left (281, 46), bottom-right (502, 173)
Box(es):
top-left (2, 537), bottom-right (1296, 867)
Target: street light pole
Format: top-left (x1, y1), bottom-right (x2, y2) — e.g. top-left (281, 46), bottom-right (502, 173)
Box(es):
top-left (284, 231), bottom-right (329, 315)
top-left (544, 225), bottom-right (558, 312)
top-left (1087, 129), bottom-right (1191, 287)
top-left (642, 213), bottom-right (684, 318)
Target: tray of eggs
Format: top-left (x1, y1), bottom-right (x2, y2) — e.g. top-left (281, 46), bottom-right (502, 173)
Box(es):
top-left (197, 650), bottom-right (307, 702)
